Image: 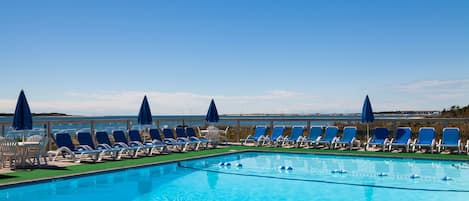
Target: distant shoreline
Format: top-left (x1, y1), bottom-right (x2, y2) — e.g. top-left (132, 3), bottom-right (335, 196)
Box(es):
top-left (0, 113), bottom-right (70, 117)
top-left (225, 110), bottom-right (440, 117)
top-left (0, 110), bottom-right (441, 118)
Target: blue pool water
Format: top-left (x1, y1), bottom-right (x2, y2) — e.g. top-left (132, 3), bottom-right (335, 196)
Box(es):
top-left (2, 152), bottom-right (469, 201)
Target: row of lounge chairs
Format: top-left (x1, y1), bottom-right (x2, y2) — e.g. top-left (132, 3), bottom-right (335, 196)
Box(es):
top-left (48, 127), bottom-right (216, 163)
top-left (241, 125), bottom-right (466, 154)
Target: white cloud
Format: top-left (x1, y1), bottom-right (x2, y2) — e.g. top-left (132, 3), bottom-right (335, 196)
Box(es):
top-left (394, 79), bottom-right (469, 95)
top-left (382, 79), bottom-right (469, 111)
top-left (0, 90), bottom-right (363, 115)
top-left (2, 80), bottom-right (466, 115)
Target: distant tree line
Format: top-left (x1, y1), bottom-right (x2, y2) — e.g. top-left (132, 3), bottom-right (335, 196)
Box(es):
top-left (440, 105), bottom-right (469, 118)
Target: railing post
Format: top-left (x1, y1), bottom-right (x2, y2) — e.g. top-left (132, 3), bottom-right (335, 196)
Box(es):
top-left (236, 119), bottom-right (241, 142)
top-left (47, 121), bottom-right (52, 151)
top-left (306, 120), bottom-right (311, 130)
top-left (1, 124), bottom-right (4, 137)
top-left (90, 120), bottom-right (96, 144)
top-left (270, 120), bottom-right (274, 131)
top-left (90, 120), bottom-right (95, 132)
top-left (157, 120), bottom-right (160, 129)
top-left (126, 120), bottom-right (131, 130)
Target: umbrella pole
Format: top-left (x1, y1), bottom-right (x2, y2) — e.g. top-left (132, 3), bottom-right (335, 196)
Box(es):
top-left (366, 124), bottom-right (369, 143)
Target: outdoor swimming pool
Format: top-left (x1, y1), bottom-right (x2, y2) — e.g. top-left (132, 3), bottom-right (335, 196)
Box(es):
top-left (2, 152), bottom-right (469, 201)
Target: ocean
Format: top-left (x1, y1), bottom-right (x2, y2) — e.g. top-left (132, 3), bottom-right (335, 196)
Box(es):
top-left (0, 114), bottom-right (423, 137)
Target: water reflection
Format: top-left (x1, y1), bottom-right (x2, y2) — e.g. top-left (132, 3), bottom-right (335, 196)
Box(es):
top-left (207, 171), bottom-right (219, 190)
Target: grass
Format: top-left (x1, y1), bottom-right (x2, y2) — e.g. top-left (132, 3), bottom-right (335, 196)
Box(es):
top-left (1, 145), bottom-right (469, 186)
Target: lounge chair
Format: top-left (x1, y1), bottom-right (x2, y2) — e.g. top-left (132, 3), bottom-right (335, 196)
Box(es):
top-left (262, 126), bottom-right (286, 146)
top-left (317, 126), bottom-right (339, 149)
top-left (149, 128), bottom-right (183, 152)
top-left (282, 126), bottom-right (304, 147)
top-left (240, 125), bottom-right (267, 146)
top-left (162, 128), bottom-right (190, 152)
top-left (95, 130), bottom-right (137, 158)
top-left (145, 128), bottom-right (170, 152)
top-left (437, 127), bottom-right (461, 154)
top-left (175, 127), bottom-right (200, 150)
top-left (411, 127), bottom-right (436, 153)
top-left (148, 128), bottom-right (169, 146)
top-left (186, 127), bottom-right (211, 149)
top-left (388, 127), bottom-right (412, 152)
top-left (48, 132), bottom-right (103, 163)
top-left (128, 129), bottom-right (167, 154)
top-left (301, 126), bottom-right (323, 148)
top-left (77, 130), bottom-right (123, 160)
top-left (365, 127), bottom-right (389, 151)
top-left (112, 130), bottom-right (150, 157)
top-left (333, 126), bottom-right (357, 150)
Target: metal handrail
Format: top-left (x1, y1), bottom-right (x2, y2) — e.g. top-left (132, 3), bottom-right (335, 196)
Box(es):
top-left (1, 116), bottom-right (469, 146)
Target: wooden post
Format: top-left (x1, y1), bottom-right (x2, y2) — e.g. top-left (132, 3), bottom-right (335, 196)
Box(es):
top-left (157, 120), bottom-right (160, 129)
top-left (90, 120), bottom-right (95, 131)
top-left (47, 121), bottom-right (53, 151)
top-left (306, 120), bottom-right (311, 131)
top-left (236, 119), bottom-right (241, 142)
top-left (126, 120), bottom-right (131, 131)
top-left (90, 120), bottom-right (96, 144)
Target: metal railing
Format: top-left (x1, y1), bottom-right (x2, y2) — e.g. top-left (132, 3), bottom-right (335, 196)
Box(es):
top-left (1, 117), bottom-right (469, 149)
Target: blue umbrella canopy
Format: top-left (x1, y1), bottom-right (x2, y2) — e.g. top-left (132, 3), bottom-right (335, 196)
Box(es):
top-left (361, 95), bottom-right (374, 142)
top-left (137, 95), bottom-right (153, 125)
top-left (12, 90), bottom-right (33, 130)
top-left (205, 99), bottom-right (219, 123)
top-left (361, 95), bottom-right (374, 123)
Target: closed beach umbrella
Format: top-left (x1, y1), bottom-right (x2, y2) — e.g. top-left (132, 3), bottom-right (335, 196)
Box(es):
top-left (361, 95), bottom-right (374, 142)
top-left (205, 99), bottom-right (219, 123)
top-left (12, 90), bottom-right (33, 131)
top-left (137, 95), bottom-right (153, 126)
top-left (12, 90), bottom-right (33, 141)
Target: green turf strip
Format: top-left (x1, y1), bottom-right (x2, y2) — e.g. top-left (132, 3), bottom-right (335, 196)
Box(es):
top-left (1, 146), bottom-right (469, 186)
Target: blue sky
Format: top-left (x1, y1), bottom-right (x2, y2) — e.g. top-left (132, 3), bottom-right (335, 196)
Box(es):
top-left (1, 0), bottom-right (468, 115)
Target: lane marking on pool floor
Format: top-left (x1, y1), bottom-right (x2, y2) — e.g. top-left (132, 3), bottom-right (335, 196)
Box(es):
top-left (177, 164), bottom-right (469, 193)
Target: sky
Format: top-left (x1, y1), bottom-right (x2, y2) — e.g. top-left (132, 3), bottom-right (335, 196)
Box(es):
top-left (0, 0), bottom-right (468, 115)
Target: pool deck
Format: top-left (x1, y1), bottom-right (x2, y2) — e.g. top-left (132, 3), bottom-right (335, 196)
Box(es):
top-left (1, 145), bottom-right (469, 188)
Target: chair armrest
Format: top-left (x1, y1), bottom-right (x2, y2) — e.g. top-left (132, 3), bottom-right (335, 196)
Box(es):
top-left (96, 143), bottom-right (113, 149)
top-left (130, 141), bottom-right (145, 147)
top-left (315, 136), bottom-right (321, 142)
top-left (296, 136), bottom-right (303, 142)
top-left (177, 138), bottom-right (189, 142)
top-left (77, 145), bottom-right (93, 151)
top-left (114, 142), bottom-right (129, 148)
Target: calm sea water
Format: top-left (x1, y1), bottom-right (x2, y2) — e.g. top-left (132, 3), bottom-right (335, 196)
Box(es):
top-left (0, 115), bottom-right (420, 137)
